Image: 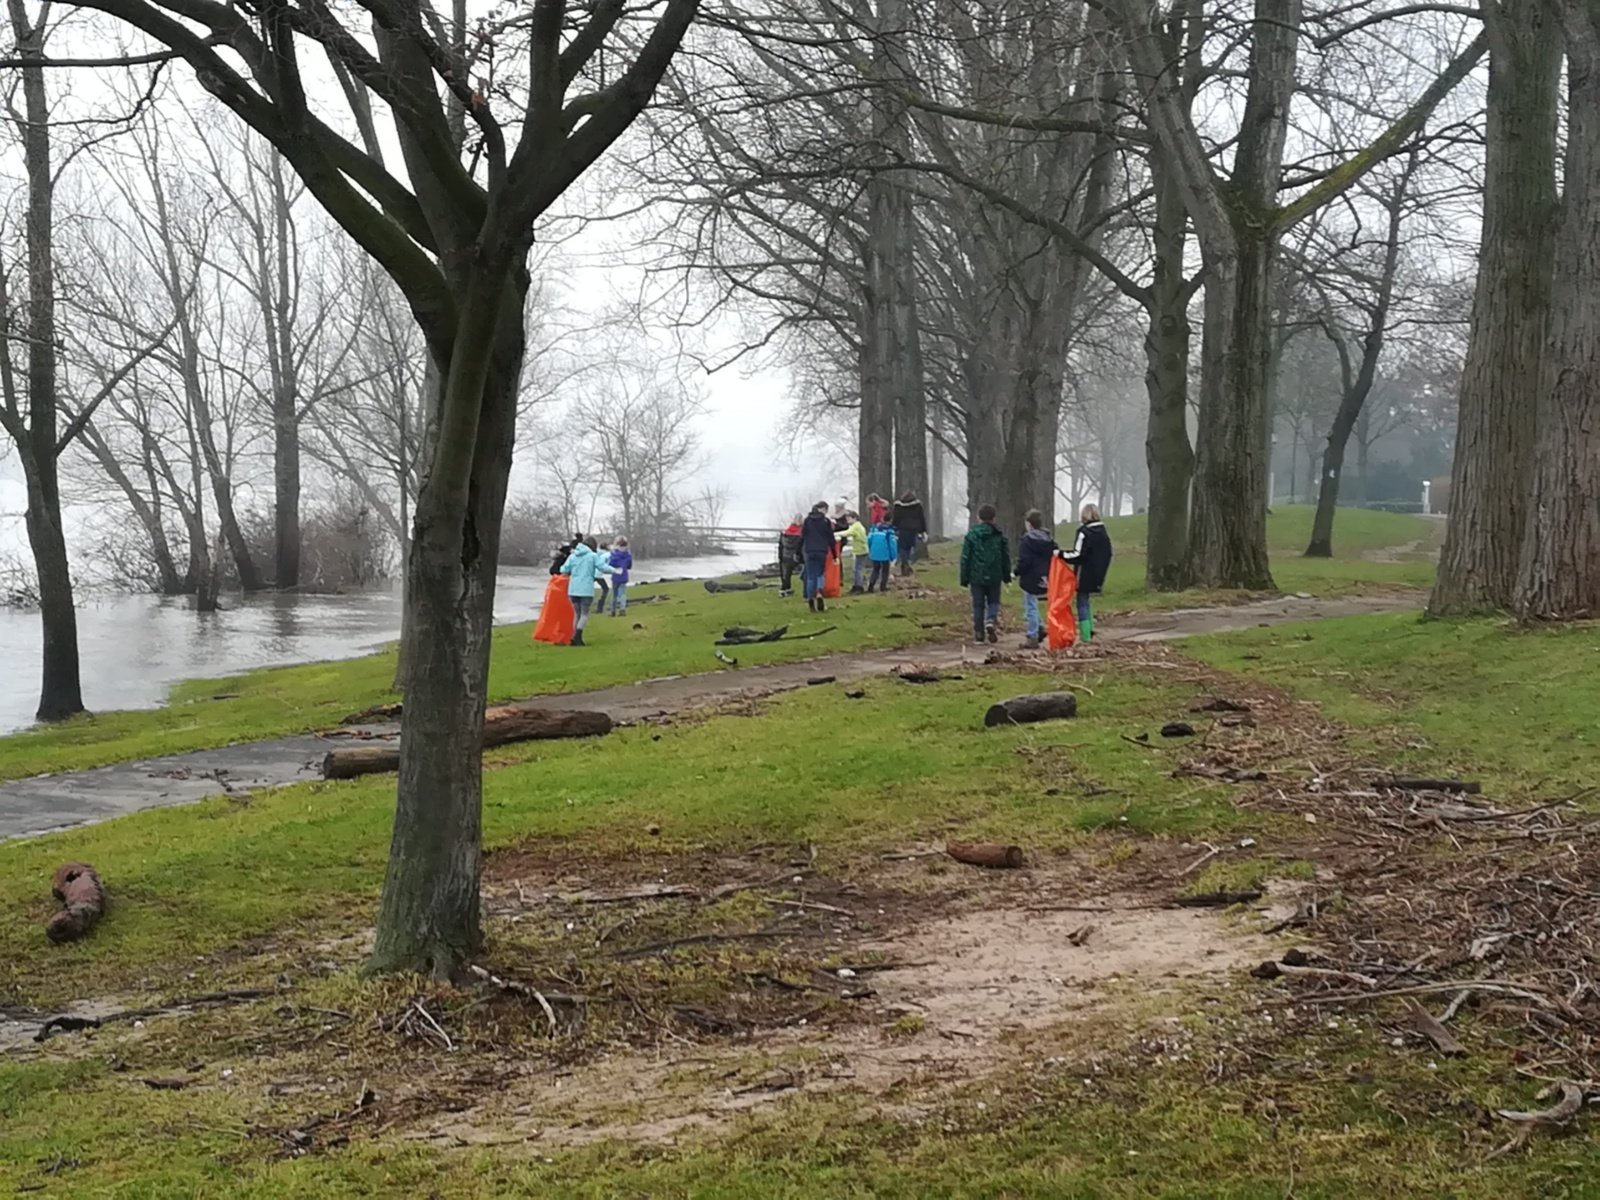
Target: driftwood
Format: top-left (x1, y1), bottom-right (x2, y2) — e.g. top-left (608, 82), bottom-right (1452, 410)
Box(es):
top-left (1408, 1000), bottom-right (1467, 1056)
top-left (321, 707), bottom-right (612, 779)
top-left (1189, 696), bottom-right (1252, 714)
top-left (1491, 1082), bottom-right (1586, 1157)
top-left (984, 692), bottom-right (1078, 727)
top-left (718, 624), bottom-right (788, 645)
top-left (1174, 888), bottom-right (1263, 908)
top-left (341, 701), bottom-right (404, 726)
top-left (898, 669), bottom-right (963, 684)
top-left (704, 579), bottom-right (758, 593)
top-left (1374, 776), bottom-right (1482, 795)
top-left (1160, 721), bottom-right (1196, 738)
top-left (946, 841), bottom-right (1025, 869)
top-left (46, 863), bottom-right (106, 943)
top-left (716, 624), bottom-right (837, 646)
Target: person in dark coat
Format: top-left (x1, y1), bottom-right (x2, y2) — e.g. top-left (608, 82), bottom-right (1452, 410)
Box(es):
top-left (891, 491), bottom-right (927, 576)
top-left (799, 501), bottom-right (838, 612)
top-left (959, 503), bottom-right (1012, 643)
top-left (777, 516), bottom-right (803, 596)
top-left (1015, 508), bottom-right (1054, 648)
top-left (1058, 503), bottom-right (1113, 643)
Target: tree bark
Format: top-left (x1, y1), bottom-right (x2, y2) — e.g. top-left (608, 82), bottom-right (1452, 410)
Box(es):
top-left (1516, 1), bottom-right (1600, 620)
top-left (1143, 147), bottom-right (1194, 590)
top-left (1430, 0), bottom-right (1559, 614)
top-left (1186, 235), bottom-right (1277, 589)
top-left (368, 269), bottom-right (527, 980)
top-left (6, 1), bottom-right (83, 722)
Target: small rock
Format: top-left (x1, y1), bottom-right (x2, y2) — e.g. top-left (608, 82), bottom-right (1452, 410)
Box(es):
top-left (646, 823), bottom-right (661, 836)
top-left (837, 968), bottom-right (857, 980)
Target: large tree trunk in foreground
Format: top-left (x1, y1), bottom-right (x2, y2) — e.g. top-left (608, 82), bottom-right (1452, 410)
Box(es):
top-left (9, 5), bottom-right (83, 722)
top-left (1516, 4), bottom-right (1600, 620)
top-left (1143, 150), bottom-right (1194, 590)
top-left (1186, 236), bottom-right (1276, 590)
top-left (1430, 0), bottom-right (1559, 614)
top-left (369, 272), bottom-right (527, 980)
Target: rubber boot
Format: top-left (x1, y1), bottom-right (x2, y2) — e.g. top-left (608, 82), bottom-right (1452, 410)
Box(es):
top-left (1079, 615), bottom-right (1093, 644)
top-left (571, 628), bottom-right (586, 647)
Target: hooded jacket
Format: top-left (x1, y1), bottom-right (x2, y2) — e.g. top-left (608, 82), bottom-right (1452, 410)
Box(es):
top-left (892, 498), bottom-right (927, 538)
top-left (800, 511), bottom-right (838, 558)
top-left (560, 543), bottom-right (614, 596)
top-left (959, 521), bottom-right (1012, 588)
top-left (1016, 526), bottom-right (1056, 596)
top-left (1060, 521), bottom-right (1113, 594)
top-left (778, 523), bottom-right (802, 565)
top-left (867, 522), bottom-right (899, 563)
top-left (608, 547), bottom-right (633, 585)
top-left (838, 519), bottom-right (868, 557)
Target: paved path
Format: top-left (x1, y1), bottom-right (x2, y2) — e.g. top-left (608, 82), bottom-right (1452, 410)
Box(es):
top-left (0, 592), bottom-right (1419, 842)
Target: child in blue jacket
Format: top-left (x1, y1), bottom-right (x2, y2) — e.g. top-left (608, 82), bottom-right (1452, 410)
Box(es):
top-left (559, 537), bottom-right (614, 646)
top-left (865, 521), bottom-right (898, 593)
top-left (608, 537), bottom-right (633, 615)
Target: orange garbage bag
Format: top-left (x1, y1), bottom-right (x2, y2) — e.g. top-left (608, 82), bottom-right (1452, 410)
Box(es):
top-left (532, 575), bottom-right (575, 645)
top-left (1046, 556), bottom-right (1079, 651)
top-left (823, 552), bottom-right (842, 598)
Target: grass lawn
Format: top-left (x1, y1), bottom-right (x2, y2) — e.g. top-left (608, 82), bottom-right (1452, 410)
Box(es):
top-left (919, 504), bottom-right (1439, 610)
top-left (0, 578), bottom-right (959, 782)
top-left (1191, 611), bottom-right (1600, 797)
top-left (3, 614), bottom-right (1599, 1196)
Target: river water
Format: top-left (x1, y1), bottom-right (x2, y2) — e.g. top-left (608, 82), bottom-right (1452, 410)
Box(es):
top-left (0, 543), bottom-right (772, 735)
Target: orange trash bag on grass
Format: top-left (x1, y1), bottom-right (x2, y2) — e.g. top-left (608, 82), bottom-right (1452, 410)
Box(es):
top-left (823, 552), bottom-right (842, 598)
top-left (532, 575), bottom-right (575, 645)
top-left (1046, 556), bottom-right (1079, 651)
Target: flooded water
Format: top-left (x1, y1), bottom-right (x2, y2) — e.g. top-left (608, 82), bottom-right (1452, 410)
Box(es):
top-left (0, 544), bottom-right (772, 735)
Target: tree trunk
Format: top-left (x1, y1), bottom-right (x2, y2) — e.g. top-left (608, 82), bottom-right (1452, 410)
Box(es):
top-left (1186, 235), bottom-right (1277, 590)
top-left (269, 155), bottom-right (302, 591)
top-left (368, 270), bottom-right (526, 980)
top-left (1516, 3), bottom-right (1600, 620)
top-left (1143, 150), bottom-right (1195, 590)
top-left (1430, 0), bottom-right (1559, 614)
top-left (856, 268), bottom-right (894, 506)
top-left (9, 4), bottom-right (82, 722)
top-left (927, 432), bottom-right (945, 537)
top-left (273, 392), bottom-right (300, 589)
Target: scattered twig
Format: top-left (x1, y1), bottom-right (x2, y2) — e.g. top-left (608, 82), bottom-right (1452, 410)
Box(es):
top-left (1178, 843), bottom-right (1221, 878)
top-left (772, 898), bottom-right (854, 917)
top-left (1408, 1000), bottom-right (1467, 1057)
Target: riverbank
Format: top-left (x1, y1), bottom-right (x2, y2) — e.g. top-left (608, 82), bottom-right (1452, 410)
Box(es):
top-left (0, 546), bottom-right (775, 736)
top-left (2, 611), bottom-right (1596, 1196)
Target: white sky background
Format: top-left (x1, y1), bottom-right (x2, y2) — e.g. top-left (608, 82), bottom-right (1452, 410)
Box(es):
top-left (0, 10), bottom-right (860, 561)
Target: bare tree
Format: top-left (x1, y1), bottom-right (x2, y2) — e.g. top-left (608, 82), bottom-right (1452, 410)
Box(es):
top-left (59, 0), bottom-right (702, 976)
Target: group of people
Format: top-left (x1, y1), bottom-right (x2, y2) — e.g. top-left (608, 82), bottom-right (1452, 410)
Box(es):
top-left (777, 491), bottom-right (929, 612)
top-left (537, 533), bottom-right (634, 647)
top-left (960, 503), bottom-right (1112, 646)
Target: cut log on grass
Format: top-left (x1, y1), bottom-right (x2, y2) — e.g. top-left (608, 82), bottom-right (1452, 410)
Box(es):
top-left (946, 841), bottom-right (1025, 869)
top-left (46, 863), bottom-right (106, 944)
top-left (1160, 721), bottom-right (1196, 738)
top-left (340, 701), bottom-right (404, 725)
top-left (983, 692), bottom-right (1078, 727)
top-left (321, 708), bottom-right (612, 780)
top-left (1374, 777), bottom-right (1482, 795)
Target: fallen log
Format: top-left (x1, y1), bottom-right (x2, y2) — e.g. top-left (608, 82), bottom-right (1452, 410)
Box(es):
top-left (1374, 776), bottom-right (1482, 795)
top-left (1189, 696), bottom-right (1251, 714)
top-left (321, 707), bottom-right (613, 780)
top-left (946, 841), bottom-right (1025, 869)
top-left (341, 701), bottom-right (403, 726)
top-left (1160, 721), bottom-right (1196, 738)
top-left (704, 579), bottom-right (758, 593)
top-left (983, 692), bottom-right (1077, 727)
top-left (46, 863), bottom-right (106, 944)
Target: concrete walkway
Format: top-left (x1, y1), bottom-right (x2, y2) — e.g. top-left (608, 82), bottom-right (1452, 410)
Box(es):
top-left (0, 592), bottom-right (1420, 842)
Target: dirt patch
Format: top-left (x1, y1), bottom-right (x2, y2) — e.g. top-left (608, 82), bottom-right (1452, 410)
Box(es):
top-left (415, 893), bottom-right (1269, 1150)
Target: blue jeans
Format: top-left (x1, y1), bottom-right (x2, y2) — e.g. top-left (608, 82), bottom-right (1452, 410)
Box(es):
top-left (897, 534), bottom-right (916, 573)
top-left (610, 582), bottom-right (628, 614)
top-left (852, 555), bottom-right (866, 589)
top-left (802, 552), bottom-right (828, 600)
top-left (1077, 593), bottom-right (1092, 623)
top-left (969, 582), bottom-right (1001, 638)
top-left (1022, 591), bottom-right (1042, 638)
